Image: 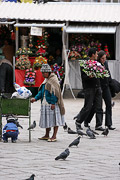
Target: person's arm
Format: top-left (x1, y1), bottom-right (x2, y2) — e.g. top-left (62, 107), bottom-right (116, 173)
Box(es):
top-left (50, 92), bottom-right (58, 110)
top-left (0, 64), bottom-right (6, 92)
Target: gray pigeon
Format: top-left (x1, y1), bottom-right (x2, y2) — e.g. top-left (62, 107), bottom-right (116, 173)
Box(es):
top-left (77, 129), bottom-right (87, 136)
top-left (55, 148), bottom-right (70, 160)
top-left (15, 121), bottom-right (23, 129)
top-left (88, 127), bottom-right (99, 135)
top-left (27, 121), bottom-right (36, 130)
top-left (101, 128), bottom-right (109, 136)
top-left (86, 128), bottom-right (96, 139)
top-left (25, 174), bottom-right (35, 180)
top-left (68, 127), bottom-right (77, 134)
top-left (69, 136), bottom-right (81, 147)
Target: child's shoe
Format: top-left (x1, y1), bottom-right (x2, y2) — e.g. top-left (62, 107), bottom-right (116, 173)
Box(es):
top-left (12, 140), bottom-right (16, 143)
top-left (3, 140), bottom-right (8, 143)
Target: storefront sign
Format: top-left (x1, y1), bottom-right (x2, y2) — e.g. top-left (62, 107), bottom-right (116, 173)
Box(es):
top-left (30, 27), bottom-right (42, 36)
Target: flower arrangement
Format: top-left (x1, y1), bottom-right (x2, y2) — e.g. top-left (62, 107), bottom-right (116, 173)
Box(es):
top-left (24, 68), bottom-right (36, 85)
top-left (33, 56), bottom-right (47, 69)
top-left (68, 51), bottom-right (81, 60)
top-left (35, 31), bottom-right (49, 57)
top-left (15, 55), bottom-right (31, 70)
top-left (16, 48), bottom-right (33, 56)
top-left (79, 60), bottom-right (110, 78)
top-left (51, 63), bottom-right (65, 83)
top-left (69, 34), bottom-right (111, 59)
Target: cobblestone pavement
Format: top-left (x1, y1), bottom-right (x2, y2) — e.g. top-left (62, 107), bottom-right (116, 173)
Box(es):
top-left (0, 98), bottom-right (120, 180)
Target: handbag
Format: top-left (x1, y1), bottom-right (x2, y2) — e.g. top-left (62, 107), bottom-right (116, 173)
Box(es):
top-left (109, 79), bottom-right (120, 97)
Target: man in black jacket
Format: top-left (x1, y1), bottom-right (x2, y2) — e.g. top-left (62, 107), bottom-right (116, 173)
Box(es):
top-left (74, 48), bottom-right (104, 131)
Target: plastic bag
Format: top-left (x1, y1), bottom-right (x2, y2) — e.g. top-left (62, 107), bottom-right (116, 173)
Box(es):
top-left (12, 83), bottom-right (32, 99)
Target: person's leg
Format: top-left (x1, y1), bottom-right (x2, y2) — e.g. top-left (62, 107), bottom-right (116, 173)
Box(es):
top-left (39, 128), bottom-right (51, 140)
top-left (102, 87), bottom-right (115, 130)
top-left (51, 126), bottom-right (58, 140)
top-left (94, 88), bottom-right (103, 129)
top-left (3, 133), bottom-right (8, 142)
top-left (75, 88), bottom-right (95, 127)
top-left (11, 131), bottom-right (18, 142)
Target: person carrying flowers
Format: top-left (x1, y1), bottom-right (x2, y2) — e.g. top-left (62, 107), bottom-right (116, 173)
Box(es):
top-left (74, 48), bottom-right (105, 131)
top-left (30, 64), bottom-right (65, 142)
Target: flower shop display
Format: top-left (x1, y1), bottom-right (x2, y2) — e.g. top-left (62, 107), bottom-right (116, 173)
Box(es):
top-left (24, 68), bottom-right (36, 85)
top-left (16, 48), bottom-right (33, 56)
top-left (69, 34), bottom-right (111, 60)
top-left (15, 55), bottom-right (31, 70)
top-left (28, 30), bottom-right (49, 57)
top-left (33, 56), bottom-right (47, 69)
top-left (68, 51), bottom-right (81, 60)
top-left (51, 63), bottom-right (65, 83)
top-left (79, 60), bottom-right (110, 78)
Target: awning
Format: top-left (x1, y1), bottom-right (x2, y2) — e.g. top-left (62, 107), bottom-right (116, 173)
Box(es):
top-left (66, 25), bottom-right (117, 34)
top-left (14, 23), bottom-right (65, 28)
top-left (0, 21), bottom-right (15, 25)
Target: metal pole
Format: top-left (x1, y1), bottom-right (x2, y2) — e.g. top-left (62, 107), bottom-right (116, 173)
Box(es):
top-left (13, 56), bottom-right (16, 83)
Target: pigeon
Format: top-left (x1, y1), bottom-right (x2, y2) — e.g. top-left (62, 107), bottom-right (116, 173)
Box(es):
top-left (15, 121), bottom-right (23, 129)
top-left (55, 148), bottom-right (70, 160)
top-left (69, 136), bottom-right (81, 147)
top-left (101, 128), bottom-right (109, 136)
top-left (77, 129), bottom-right (87, 137)
top-left (88, 127), bottom-right (99, 135)
top-left (63, 122), bottom-right (68, 131)
top-left (27, 121), bottom-right (36, 130)
top-left (86, 128), bottom-right (96, 139)
top-left (25, 174), bottom-right (35, 180)
top-left (68, 127), bottom-right (77, 134)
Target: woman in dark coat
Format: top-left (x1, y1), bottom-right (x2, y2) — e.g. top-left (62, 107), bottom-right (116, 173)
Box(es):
top-left (0, 58), bottom-right (15, 93)
top-left (97, 50), bottom-right (115, 130)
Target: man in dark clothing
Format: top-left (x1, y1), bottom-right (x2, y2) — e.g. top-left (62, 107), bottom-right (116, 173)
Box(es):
top-left (0, 59), bottom-right (15, 93)
top-left (74, 48), bottom-right (104, 131)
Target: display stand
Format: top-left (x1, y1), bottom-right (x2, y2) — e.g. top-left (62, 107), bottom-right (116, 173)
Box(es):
top-left (62, 45), bottom-right (76, 99)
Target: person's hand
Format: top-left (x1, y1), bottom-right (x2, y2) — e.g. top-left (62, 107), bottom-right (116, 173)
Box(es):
top-left (30, 98), bottom-right (36, 103)
top-left (51, 104), bottom-right (55, 110)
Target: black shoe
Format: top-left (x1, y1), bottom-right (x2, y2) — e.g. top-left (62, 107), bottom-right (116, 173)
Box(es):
top-left (73, 116), bottom-right (78, 120)
top-left (95, 126), bottom-right (105, 131)
top-left (12, 140), bottom-right (16, 143)
top-left (84, 123), bottom-right (90, 128)
top-left (108, 126), bottom-right (116, 130)
top-left (75, 122), bottom-right (83, 130)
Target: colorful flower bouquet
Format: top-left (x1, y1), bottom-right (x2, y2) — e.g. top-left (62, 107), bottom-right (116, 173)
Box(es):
top-left (24, 68), bottom-right (36, 85)
top-left (51, 63), bottom-right (65, 83)
top-left (68, 51), bottom-right (81, 60)
top-left (79, 60), bottom-right (110, 78)
top-left (16, 48), bottom-right (33, 56)
top-left (33, 56), bottom-right (47, 69)
top-left (15, 55), bottom-right (31, 70)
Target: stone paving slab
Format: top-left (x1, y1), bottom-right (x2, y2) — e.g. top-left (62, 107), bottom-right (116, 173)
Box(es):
top-left (0, 99), bottom-right (120, 180)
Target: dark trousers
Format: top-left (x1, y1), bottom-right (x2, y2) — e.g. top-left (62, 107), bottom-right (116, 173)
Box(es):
top-left (3, 131), bottom-right (18, 141)
top-left (76, 87), bottom-right (103, 128)
top-left (102, 86), bottom-right (112, 127)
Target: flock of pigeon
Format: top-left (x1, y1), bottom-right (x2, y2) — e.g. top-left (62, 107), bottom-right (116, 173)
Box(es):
top-left (54, 123), bottom-right (109, 161)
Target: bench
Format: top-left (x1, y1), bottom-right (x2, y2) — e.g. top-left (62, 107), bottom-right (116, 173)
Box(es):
top-left (0, 96), bottom-right (31, 142)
